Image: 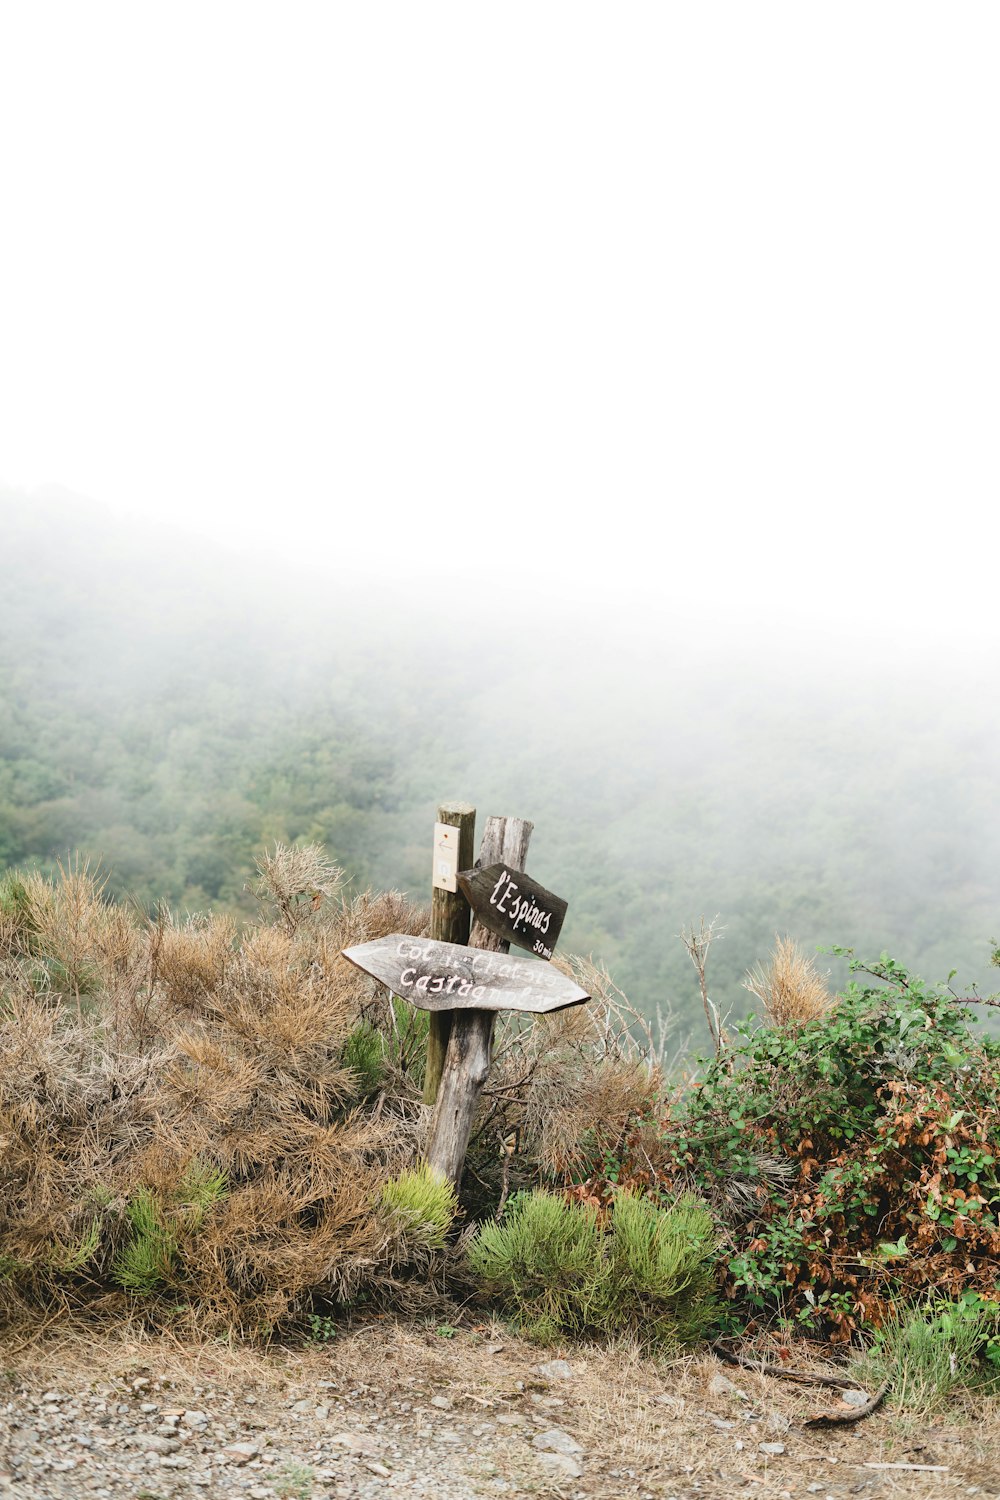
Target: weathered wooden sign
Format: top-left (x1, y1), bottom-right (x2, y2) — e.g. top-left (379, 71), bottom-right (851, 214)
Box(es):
top-left (456, 864), bottom-right (568, 960)
top-left (341, 934), bottom-right (589, 1015)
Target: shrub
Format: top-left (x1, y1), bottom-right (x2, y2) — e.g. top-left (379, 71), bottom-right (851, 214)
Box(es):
top-left (570, 951), bottom-right (1000, 1343)
top-left (0, 857), bottom-right (432, 1334)
top-left (468, 1188), bottom-right (718, 1349)
top-left (380, 1165), bottom-right (457, 1253)
top-left (600, 1191), bottom-right (720, 1348)
top-left (742, 935), bottom-right (832, 1026)
top-left (469, 1190), bottom-right (604, 1342)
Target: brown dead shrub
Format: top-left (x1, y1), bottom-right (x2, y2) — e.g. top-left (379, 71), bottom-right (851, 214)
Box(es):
top-left (0, 856), bottom-right (433, 1334)
top-left (742, 934), bottom-right (833, 1026)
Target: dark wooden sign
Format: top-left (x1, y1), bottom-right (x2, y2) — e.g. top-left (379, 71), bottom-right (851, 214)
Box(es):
top-left (341, 934), bottom-right (588, 1015)
top-left (456, 864), bottom-right (568, 960)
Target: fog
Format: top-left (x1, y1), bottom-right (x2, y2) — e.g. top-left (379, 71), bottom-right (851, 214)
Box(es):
top-left (2, 6), bottom-right (999, 651)
top-left (2, 8), bottom-right (998, 1036)
top-left (2, 486), bottom-right (998, 1043)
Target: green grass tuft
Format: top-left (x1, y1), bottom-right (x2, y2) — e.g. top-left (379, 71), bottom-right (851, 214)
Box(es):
top-left (854, 1295), bottom-right (1000, 1412)
top-left (342, 1023), bottom-right (385, 1093)
top-left (468, 1188), bottom-right (718, 1350)
top-left (381, 1164), bottom-right (456, 1251)
top-left (112, 1189), bottom-right (178, 1294)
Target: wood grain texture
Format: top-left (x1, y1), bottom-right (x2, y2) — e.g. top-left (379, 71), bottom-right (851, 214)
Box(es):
top-left (341, 935), bottom-right (588, 1014)
top-left (427, 815), bottom-right (533, 1185)
top-left (468, 816), bottom-right (533, 953)
top-left (425, 802), bottom-right (476, 1106)
top-left (457, 863), bottom-right (566, 960)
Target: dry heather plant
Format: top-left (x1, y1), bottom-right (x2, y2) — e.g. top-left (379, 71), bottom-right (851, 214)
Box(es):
top-left (742, 934), bottom-right (833, 1026)
top-left (0, 853), bottom-right (437, 1336)
top-left (477, 956), bottom-right (662, 1188)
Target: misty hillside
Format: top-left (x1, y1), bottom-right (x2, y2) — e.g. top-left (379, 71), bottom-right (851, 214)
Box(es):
top-left (1, 486), bottom-right (998, 1039)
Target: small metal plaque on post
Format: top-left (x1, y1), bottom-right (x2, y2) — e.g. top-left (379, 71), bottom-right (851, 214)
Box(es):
top-left (457, 864), bottom-right (568, 960)
top-left (432, 821), bottom-right (461, 893)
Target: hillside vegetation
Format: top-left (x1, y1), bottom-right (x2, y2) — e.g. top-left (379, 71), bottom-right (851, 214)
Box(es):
top-left (2, 487), bottom-right (999, 1035)
top-left (1, 853), bottom-right (998, 1403)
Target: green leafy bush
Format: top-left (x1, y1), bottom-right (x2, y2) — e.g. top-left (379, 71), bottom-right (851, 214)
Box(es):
top-left (574, 952), bottom-right (1000, 1343)
top-left (468, 1189), bottom-right (718, 1349)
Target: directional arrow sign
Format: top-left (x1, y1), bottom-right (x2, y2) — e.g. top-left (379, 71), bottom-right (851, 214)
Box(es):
top-left (340, 934), bottom-right (589, 1015)
top-left (457, 864), bottom-right (568, 960)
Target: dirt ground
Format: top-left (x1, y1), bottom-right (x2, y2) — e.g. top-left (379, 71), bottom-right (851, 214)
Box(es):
top-left (1, 1316), bottom-right (998, 1500)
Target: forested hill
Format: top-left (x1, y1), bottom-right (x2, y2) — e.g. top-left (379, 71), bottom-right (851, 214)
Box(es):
top-left (2, 486), bottom-right (998, 1039)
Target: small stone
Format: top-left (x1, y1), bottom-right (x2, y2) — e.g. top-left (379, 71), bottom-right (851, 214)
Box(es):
top-left (531, 1429), bottom-right (583, 1456)
top-left (291, 1398), bottom-right (312, 1413)
top-left (136, 1436), bottom-right (180, 1455)
top-left (430, 1395), bottom-right (452, 1410)
top-left (711, 1418), bottom-right (735, 1430)
top-left (314, 1404), bottom-right (330, 1420)
top-left (41, 1392), bottom-right (62, 1404)
top-left (485, 1344), bottom-right (504, 1355)
top-left (182, 1410), bottom-right (209, 1429)
top-left (139, 1402), bottom-right (159, 1413)
top-left (531, 1360), bottom-right (574, 1381)
top-left (330, 1432), bottom-right (379, 1455)
top-left (159, 1455), bottom-right (192, 1469)
top-left (222, 1441), bottom-right (260, 1464)
top-left (841, 1388), bottom-right (872, 1407)
top-left (496, 1415), bottom-right (527, 1427)
top-left (366, 1462), bottom-right (392, 1477)
top-left (759, 1442), bottom-right (786, 1456)
top-left (248, 1488), bottom-right (275, 1500)
top-left (709, 1373), bottom-right (747, 1400)
top-left (538, 1452), bottom-right (583, 1480)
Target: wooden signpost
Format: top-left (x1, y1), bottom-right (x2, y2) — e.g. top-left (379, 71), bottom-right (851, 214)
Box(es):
top-left (425, 802), bottom-right (476, 1104)
top-left (456, 864), bottom-right (567, 960)
top-left (340, 808), bottom-right (587, 1187)
top-left (341, 934), bottom-right (588, 1014)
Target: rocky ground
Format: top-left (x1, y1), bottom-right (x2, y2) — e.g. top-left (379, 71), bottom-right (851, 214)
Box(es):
top-left (0, 1319), bottom-right (998, 1500)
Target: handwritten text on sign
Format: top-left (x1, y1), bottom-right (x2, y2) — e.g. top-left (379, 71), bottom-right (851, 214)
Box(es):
top-left (456, 864), bottom-right (568, 959)
top-left (340, 935), bottom-right (589, 1015)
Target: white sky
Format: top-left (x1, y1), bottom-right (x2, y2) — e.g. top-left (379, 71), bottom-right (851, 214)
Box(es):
top-left (2, 4), bottom-right (998, 650)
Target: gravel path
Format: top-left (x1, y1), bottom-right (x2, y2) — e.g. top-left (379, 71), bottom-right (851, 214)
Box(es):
top-left (1, 1323), bottom-right (998, 1500)
top-left (0, 1372), bottom-right (573, 1500)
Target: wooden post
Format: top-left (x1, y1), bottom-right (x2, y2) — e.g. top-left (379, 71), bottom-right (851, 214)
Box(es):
top-left (426, 814), bottom-right (533, 1186)
top-left (423, 802), bottom-right (476, 1106)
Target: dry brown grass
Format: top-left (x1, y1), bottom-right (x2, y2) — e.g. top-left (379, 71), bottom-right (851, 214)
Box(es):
top-left (0, 850), bottom-right (435, 1335)
top-left (0, 852), bottom-right (677, 1336)
top-left (478, 956), bottom-right (661, 1180)
top-left (743, 934), bottom-right (834, 1027)
top-left (3, 1320), bottom-right (998, 1499)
